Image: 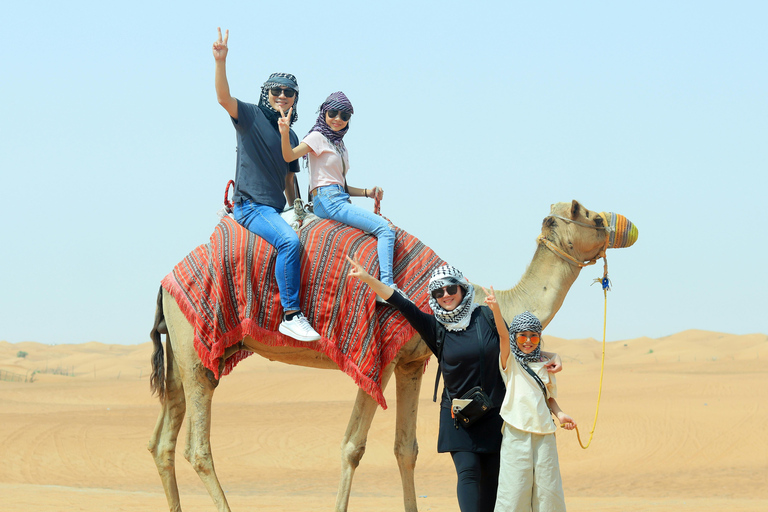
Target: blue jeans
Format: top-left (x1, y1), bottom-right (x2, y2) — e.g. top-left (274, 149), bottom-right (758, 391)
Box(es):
top-left (313, 184), bottom-right (395, 286)
top-left (234, 200), bottom-right (301, 312)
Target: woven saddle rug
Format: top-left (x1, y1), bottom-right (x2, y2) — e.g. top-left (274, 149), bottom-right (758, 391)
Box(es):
top-left (162, 215), bottom-right (444, 408)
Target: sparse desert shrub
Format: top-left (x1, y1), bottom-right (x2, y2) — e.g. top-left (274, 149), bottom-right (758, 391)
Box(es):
top-left (16, 351), bottom-right (28, 359)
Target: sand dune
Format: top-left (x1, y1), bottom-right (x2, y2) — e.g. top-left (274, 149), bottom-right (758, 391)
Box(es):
top-left (1, 331), bottom-right (766, 511)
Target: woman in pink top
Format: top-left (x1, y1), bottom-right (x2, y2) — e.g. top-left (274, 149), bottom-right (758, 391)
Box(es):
top-left (279, 92), bottom-right (401, 298)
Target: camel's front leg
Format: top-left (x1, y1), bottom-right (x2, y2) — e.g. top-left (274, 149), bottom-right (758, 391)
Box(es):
top-left (335, 362), bottom-right (396, 512)
top-left (394, 359), bottom-right (425, 512)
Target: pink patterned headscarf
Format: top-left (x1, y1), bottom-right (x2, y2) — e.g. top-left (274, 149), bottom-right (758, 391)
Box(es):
top-left (306, 91), bottom-right (354, 151)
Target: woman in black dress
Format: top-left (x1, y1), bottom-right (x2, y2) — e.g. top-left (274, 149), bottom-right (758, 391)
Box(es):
top-left (346, 257), bottom-right (561, 512)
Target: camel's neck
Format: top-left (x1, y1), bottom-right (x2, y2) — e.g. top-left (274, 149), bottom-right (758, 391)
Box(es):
top-left (474, 244), bottom-right (582, 329)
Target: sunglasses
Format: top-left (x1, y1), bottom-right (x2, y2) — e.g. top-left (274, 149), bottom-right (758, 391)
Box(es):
top-left (516, 334), bottom-right (541, 345)
top-left (431, 284), bottom-right (460, 299)
top-left (326, 109), bottom-right (352, 122)
top-left (269, 87), bottom-right (296, 98)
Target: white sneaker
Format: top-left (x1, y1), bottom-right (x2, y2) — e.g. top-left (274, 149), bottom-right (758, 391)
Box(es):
top-left (279, 313), bottom-right (321, 342)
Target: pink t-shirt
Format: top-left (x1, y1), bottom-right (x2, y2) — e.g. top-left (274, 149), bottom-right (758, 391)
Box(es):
top-left (303, 131), bottom-right (350, 193)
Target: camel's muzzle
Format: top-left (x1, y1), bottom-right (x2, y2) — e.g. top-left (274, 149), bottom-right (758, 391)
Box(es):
top-left (600, 212), bottom-right (638, 248)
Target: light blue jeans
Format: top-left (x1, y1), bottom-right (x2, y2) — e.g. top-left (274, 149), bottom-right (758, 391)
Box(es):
top-left (234, 200), bottom-right (301, 312)
top-left (313, 184), bottom-right (395, 286)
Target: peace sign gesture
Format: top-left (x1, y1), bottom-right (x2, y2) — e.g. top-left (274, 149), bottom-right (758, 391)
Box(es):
top-left (212, 27), bottom-right (229, 61)
top-left (277, 106), bottom-right (293, 136)
top-left (482, 286), bottom-right (500, 313)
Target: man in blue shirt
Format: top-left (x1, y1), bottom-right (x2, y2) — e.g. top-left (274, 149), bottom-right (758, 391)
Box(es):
top-left (213, 27), bottom-right (320, 342)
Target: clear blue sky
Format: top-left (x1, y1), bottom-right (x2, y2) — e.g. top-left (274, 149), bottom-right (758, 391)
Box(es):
top-left (1, 1), bottom-right (766, 345)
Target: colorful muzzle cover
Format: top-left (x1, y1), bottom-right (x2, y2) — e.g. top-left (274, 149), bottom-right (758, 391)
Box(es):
top-left (600, 212), bottom-right (638, 249)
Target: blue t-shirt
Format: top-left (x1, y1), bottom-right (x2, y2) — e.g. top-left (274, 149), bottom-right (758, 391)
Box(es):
top-left (231, 100), bottom-right (300, 210)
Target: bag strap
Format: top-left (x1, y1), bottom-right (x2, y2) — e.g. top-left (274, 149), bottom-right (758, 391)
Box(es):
top-left (432, 321), bottom-right (445, 402)
top-left (476, 320), bottom-right (486, 392)
top-left (479, 305), bottom-right (496, 331)
top-left (342, 151), bottom-right (351, 197)
top-left (520, 361), bottom-right (550, 412)
top-left (293, 172), bottom-right (302, 202)
top-left (473, 305), bottom-right (495, 394)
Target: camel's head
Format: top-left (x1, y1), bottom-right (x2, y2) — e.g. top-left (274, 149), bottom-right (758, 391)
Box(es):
top-left (542, 200), bottom-right (638, 264)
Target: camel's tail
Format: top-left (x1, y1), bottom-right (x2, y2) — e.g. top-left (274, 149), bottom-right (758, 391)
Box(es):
top-left (149, 285), bottom-right (167, 401)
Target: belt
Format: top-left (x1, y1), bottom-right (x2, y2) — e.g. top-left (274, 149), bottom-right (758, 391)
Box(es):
top-left (311, 184), bottom-right (340, 198)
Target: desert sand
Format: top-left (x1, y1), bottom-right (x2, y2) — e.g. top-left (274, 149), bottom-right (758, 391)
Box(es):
top-left (1, 330), bottom-right (766, 511)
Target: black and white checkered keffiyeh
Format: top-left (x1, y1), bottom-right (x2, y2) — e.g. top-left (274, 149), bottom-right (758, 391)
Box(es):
top-left (258, 72), bottom-right (299, 126)
top-left (428, 265), bottom-right (478, 331)
top-left (509, 311), bottom-right (543, 365)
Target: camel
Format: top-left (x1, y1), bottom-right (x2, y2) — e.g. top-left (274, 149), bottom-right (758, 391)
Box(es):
top-left (148, 200), bottom-right (637, 512)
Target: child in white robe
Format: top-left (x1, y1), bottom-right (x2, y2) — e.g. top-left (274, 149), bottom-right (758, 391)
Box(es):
top-left (483, 288), bottom-right (576, 512)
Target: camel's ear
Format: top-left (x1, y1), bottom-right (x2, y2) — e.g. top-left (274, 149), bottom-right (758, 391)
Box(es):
top-left (570, 200), bottom-right (581, 219)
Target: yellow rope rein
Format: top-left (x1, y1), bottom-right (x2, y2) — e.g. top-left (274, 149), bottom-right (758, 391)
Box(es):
top-left (564, 283), bottom-right (607, 449)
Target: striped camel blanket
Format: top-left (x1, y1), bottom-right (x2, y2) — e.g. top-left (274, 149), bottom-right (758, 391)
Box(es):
top-left (162, 215), bottom-right (444, 408)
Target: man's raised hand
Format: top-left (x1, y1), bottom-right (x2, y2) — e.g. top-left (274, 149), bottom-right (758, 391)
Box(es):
top-left (213, 27), bottom-right (229, 61)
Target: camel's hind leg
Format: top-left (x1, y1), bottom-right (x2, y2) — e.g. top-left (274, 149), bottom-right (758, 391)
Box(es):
top-left (393, 359), bottom-right (425, 512)
top-left (335, 362), bottom-right (396, 512)
top-left (154, 292), bottom-right (231, 512)
top-left (164, 296), bottom-right (232, 512)
top-left (148, 337), bottom-right (187, 512)
top-left (178, 358), bottom-right (231, 511)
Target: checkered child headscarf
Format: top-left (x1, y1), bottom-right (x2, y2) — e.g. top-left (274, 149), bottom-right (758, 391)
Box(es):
top-left (428, 265), bottom-right (478, 331)
top-left (258, 72), bottom-right (299, 126)
top-left (509, 311), bottom-right (543, 365)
